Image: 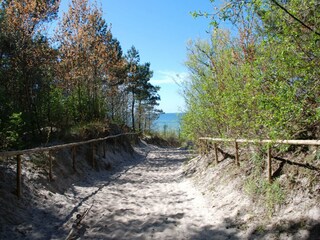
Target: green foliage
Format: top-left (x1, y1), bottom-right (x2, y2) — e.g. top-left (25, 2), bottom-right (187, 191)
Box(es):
top-left (245, 177), bottom-right (285, 217)
top-left (244, 153), bottom-right (285, 217)
top-left (316, 149), bottom-right (320, 161)
top-left (183, 0), bottom-right (319, 141)
top-left (47, 87), bottom-right (66, 127)
top-left (0, 0), bottom-right (161, 149)
top-left (265, 180), bottom-right (285, 215)
top-left (125, 46), bottom-right (161, 132)
top-left (67, 120), bottom-right (107, 139)
top-left (144, 130), bottom-right (182, 147)
top-left (63, 86), bottom-right (107, 124)
top-left (0, 112), bottom-right (25, 150)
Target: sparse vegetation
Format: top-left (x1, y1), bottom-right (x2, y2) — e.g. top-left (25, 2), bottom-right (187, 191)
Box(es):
top-left (245, 174), bottom-right (285, 217)
top-left (143, 130), bottom-right (183, 147)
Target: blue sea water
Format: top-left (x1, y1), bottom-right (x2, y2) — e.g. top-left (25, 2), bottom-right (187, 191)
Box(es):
top-left (152, 113), bottom-right (183, 132)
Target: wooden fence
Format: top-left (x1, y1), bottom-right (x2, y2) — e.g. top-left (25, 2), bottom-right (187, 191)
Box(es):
top-left (0, 133), bottom-right (136, 199)
top-left (199, 137), bottom-right (320, 183)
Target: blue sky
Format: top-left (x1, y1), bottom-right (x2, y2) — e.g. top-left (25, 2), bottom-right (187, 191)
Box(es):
top-left (57, 0), bottom-right (215, 113)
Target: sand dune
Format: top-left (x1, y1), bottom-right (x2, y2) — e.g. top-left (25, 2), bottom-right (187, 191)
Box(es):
top-left (2, 141), bottom-right (319, 239)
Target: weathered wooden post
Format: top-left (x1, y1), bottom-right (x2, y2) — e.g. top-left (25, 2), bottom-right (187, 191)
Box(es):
top-left (113, 138), bottom-right (117, 153)
top-left (200, 141), bottom-right (203, 155)
top-left (235, 141), bottom-right (240, 166)
top-left (214, 142), bottom-right (219, 164)
top-left (267, 146), bottom-right (272, 183)
top-left (16, 154), bottom-right (22, 199)
top-left (201, 140), bottom-right (205, 155)
top-left (72, 146), bottom-right (76, 172)
top-left (48, 151), bottom-right (53, 181)
top-left (103, 141), bottom-right (106, 158)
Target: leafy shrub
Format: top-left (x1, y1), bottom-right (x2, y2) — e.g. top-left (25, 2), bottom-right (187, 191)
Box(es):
top-left (0, 112), bottom-right (25, 150)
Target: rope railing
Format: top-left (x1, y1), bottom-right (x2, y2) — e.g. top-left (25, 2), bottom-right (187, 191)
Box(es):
top-left (199, 137), bottom-right (320, 146)
top-left (0, 132), bottom-right (137, 199)
top-left (199, 137), bottom-right (320, 183)
top-left (0, 133), bottom-right (137, 158)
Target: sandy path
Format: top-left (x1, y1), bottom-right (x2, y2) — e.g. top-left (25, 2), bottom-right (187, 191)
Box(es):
top-left (64, 147), bottom-right (237, 240)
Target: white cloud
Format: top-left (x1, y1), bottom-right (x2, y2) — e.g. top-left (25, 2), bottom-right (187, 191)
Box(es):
top-left (150, 70), bottom-right (189, 85)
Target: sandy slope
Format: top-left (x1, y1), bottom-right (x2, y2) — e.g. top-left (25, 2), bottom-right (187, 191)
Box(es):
top-left (64, 146), bottom-right (236, 240)
top-left (1, 142), bottom-right (319, 239)
top-left (1, 144), bottom-right (239, 239)
top-left (183, 151), bottom-right (320, 240)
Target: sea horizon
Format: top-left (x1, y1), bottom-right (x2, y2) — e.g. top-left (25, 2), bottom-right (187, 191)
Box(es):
top-left (152, 112), bottom-right (184, 132)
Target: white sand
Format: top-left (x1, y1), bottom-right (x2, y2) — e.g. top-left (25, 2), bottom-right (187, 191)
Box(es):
top-left (62, 147), bottom-right (237, 239)
top-left (1, 144), bottom-right (239, 239)
top-left (2, 143), bottom-right (318, 239)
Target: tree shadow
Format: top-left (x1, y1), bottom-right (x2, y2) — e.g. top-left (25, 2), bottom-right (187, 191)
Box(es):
top-left (62, 148), bottom-right (191, 221)
top-left (0, 164), bottom-right (69, 239)
top-left (71, 209), bottom-right (241, 240)
top-left (62, 148), bottom-right (240, 240)
top-left (0, 141), bottom-right (147, 240)
top-left (273, 156), bottom-right (320, 172)
top-left (272, 160), bottom-right (286, 178)
top-left (216, 147), bottom-right (235, 163)
top-left (308, 223), bottom-right (320, 240)
top-left (248, 219), bottom-right (320, 240)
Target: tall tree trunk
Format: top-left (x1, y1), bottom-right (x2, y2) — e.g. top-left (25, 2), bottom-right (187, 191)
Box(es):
top-left (77, 84), bottom-right (82, 122)
top-left (131, 91), bottom-right (135, 132)
top-left (111, 96), bottom-right (115, 121)
top-left (138, 100), bottom-right (142, 132)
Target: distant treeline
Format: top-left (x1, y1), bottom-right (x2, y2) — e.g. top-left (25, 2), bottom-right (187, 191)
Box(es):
top-left (183, 0), bottom-right (319, 141)
top-left (0, 0), bottom-right (161, 150)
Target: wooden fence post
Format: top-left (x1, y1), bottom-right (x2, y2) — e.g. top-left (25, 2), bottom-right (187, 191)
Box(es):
top-left (113, 138), bottom-right (116, 153)
top-left (205, 141), bottom-right (208, 154)
top-left (48, 151), bottom-right (53, 181)
top-left (214, 143), bottom-right (219, 164)
top-left (202, 141), bottom-right (205, 155)
top-left (267, 146), bottom-right (272, 183)
top-left (235, 141), bottom-right (240, 166)
top-left (16, 154), bottom-right (22, 199)
top-left (201, 141), bottom-right (205, 155)
top-left (72, 146), bottom-right (76, 172)
top-left (103, 141), bottom-right (106, 158)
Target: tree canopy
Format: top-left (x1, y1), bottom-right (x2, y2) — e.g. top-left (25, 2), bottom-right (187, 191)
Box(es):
top-left (0, 0), bottom-right (161, 150)
top-left (183, 0), bottom-right (319, 141)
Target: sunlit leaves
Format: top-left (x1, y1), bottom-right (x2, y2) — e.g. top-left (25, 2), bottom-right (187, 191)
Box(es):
top-left (0, 0), bottom-right (59, 144)
top-left (183, 0), bottom-right (319, 141)
top-left (0, 0), bottom-right (162, 149)
top-left (55, 0), bottom-right (115, 121)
